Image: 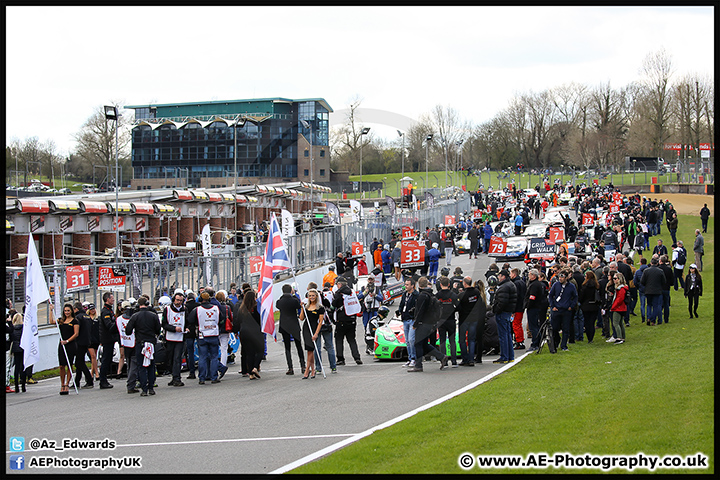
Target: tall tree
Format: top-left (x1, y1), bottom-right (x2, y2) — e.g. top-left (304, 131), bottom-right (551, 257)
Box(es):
top-left (639, 48), bottom-right (675, 157)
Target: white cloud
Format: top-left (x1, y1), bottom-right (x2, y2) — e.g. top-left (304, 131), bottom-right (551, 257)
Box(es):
top-left (6, 6), bottom-right (714, 155)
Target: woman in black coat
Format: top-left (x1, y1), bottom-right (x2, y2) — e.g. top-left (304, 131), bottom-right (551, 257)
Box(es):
top-left (683, 265), bottom-right (703, 318)
top-left (10, 313), bottom-right (26, 393)
top-left (578, 271), bottom-right (601, 344)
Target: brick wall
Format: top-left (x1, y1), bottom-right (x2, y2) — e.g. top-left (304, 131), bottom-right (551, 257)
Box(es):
top-left (72, 233), bottom-right (92, 265)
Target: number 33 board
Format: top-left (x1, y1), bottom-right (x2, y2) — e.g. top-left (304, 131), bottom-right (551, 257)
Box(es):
top-left (400, 240), bottom-right (425, 268)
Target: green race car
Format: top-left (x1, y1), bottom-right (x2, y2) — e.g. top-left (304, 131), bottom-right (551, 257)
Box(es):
top-left (373, 318), bottom-right (463, 360)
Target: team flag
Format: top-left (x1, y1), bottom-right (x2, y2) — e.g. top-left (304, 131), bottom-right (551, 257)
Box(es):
top-left (20, 236), bottom-right (50, 368)
top-left (259, 213), bottom-right (292, 338)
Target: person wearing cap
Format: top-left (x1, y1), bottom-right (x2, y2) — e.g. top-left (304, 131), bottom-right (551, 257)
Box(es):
top-left (161, 291), bottom-right (187, 387)
top-left (125, 296), bottom-right (161, 395)
top-left (548, 269), bottom-right (578, 352)
top-left (492, 270), bottom-right (518, 362)
top-left (427, 243), bottom-right (441, 284)
top-left (684, 264), bottom-right (703, 318)
top-left (322, 265), bottom-right (337, 288)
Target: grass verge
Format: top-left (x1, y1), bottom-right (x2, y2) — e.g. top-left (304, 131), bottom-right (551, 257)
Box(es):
top-left (292, 215), bottom-right (714, 474)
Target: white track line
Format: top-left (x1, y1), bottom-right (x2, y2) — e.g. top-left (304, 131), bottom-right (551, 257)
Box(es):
top-left (271, 350), bottom-right (533, 473)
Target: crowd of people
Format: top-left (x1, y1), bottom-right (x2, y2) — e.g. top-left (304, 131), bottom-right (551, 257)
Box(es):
top-left (4, 182), bottom-right (711, 391)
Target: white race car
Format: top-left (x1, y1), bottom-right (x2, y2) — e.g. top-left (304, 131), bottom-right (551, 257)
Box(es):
top-left (488, 235), bottom-right (528, 259)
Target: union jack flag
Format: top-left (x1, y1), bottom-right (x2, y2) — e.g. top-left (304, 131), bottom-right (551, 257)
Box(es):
top-left (259, 213), bottom-right (292, 338)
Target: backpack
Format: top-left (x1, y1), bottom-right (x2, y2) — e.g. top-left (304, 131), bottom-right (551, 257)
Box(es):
top-left (420, 292), bottom-right (442, 324)
top-left (677, 249), bottom-right (686, 267)
top-left (623, 287), bottom-right (631, 306)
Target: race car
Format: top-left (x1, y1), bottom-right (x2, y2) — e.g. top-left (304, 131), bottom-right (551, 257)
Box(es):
top-left (522, 224), bottom-right (548, 238)
top-left (456, 232), bottom-right (471, 254)
top-left (487, 234), bottom-right (529, 260)
top-left (520, 188), bottom-right (540, 200)
top-left (373, 316), bottom-right (462, 360)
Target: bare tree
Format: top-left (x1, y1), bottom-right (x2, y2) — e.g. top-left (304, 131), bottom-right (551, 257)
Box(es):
top-left (639, 48), bottom-right (675, 157)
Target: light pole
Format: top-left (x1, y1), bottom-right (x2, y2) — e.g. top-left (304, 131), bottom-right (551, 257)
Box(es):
top-left (456, 139), bottom-right (464, 189)
top-left (300, 119), bottom-right (314, 215)
top-left (359, 127), bottom-right (370, 199)
top-left (104, 105), bottom-right (120, 261)
top-left (397, 130), bottom-right (405, 191)
top-left (425, 134), bottom-right (433, 194)
top-left (633, 159), bottom-right (636, 184)
top-left (442, 137), bottom-right (449, 187)
top-left (233, 116), bottom-right (245, 244)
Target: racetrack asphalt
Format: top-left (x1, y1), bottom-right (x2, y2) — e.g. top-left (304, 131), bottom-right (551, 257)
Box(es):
top-left (5, 212), bottom-right (551, 475)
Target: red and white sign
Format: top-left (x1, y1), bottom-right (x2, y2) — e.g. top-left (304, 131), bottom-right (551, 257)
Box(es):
top-left (609, 203), bottom-right (620, 214)
top-left (88, 216), bottom-right (101, 232)
top-left (581, 213), bottom-right (595, 227)
top-left (699, 143), bottom-right (712, 150)
top-left (135, 217), bottom-right (147, 232)
top-left (98, 266), bottom-right (126, 292)
top-left (474, 209), bottom-right (484, 219)
top-left (112, 217), bottom-right (125, 231)
top-left (401, 226), bottom-right (415, 240)
top-left (351, 242), bottom-right (363, 257)
top-left (444, 215), bottom-right (455, 226)
top-left (66, 265), bottom-right (90, 293)
top-left (400, 240), bottom-right (425, 268)
top-left (663, 143), bottom-right (682, 151)
top-left (548, 227), bottom-right (565, 245)
top-left (488, 236), bottom-right (507, 255)
top-left (249, 256), bottom-right (263, 274)
top-left (612, 192), bottom-right (622, 204)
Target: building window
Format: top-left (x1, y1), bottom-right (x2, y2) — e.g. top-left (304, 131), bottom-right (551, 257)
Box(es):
top-left (304, 150), bottom-right (309, 157)
top-left (320, 169), bottom-right (325, 176)
top-left (320, 150), bottom-right (325, 157)
top-left (304, 169), bottom-right (309, 177)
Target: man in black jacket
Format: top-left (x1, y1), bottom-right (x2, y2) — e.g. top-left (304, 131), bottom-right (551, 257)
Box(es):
top-left (183, 290), bottom-right (198, 380)
top-left (640, 257), bottom-right (665, 326)
top-left (457, 277), bottom-right (482, 366)
top-left (276, 284), bottom-right (305, 374)
top-left (408, 277), bottom-right (448, 372)
top-left (652, 239), bottom-right (667, 257)
top-left (72, 302), bottom-right (94, 389)
top-left (510, 268), bottom-right (526, 349)
top-left (468, 224), bottom-right (480, 259)
top-left (492, 270), bottom-right (517, 363)
top-left (161, 292), bottom-right (187, 387)
top-left (332, 277), bottom-right (363, 366)
top-left (125, 297), bottom-right (161, 396)
top-left (524, 269), bottom-right (545, 352)
top-left (658, 255), bottom-right (674, 325)
top-left (98, 292), bottom-right (117, 389)
top-left (436, 277), bottom-right (459, 367)
top-left (398, 277), bottom-right (419, 367)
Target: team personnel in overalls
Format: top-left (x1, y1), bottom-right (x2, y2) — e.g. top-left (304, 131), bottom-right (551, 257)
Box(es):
top-left (427, 243), bottom-right (441, 284)
top-left (188, 292), bottom-right (225, 384)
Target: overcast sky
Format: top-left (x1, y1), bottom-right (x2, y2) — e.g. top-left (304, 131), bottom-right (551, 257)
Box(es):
top-left (5, 6), bottom-right (714, 156)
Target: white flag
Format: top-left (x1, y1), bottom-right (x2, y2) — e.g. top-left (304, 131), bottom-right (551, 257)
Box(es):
top-left (201, 223), bottom-right (212, 283)
top-left (281, 209), bottom-right (295, 238)
top-left (349, 200), bottom-right (363, 222)
top-left (21, 236), bottom-right (50, 368)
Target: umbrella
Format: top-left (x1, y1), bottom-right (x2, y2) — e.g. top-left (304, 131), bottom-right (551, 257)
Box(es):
top-left (400, 176), bottom-right (414, 182)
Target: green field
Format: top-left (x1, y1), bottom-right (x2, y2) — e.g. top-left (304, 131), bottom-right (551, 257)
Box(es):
top-left (292, 214), bottom-right (714, 474)
top-left (344, 170), bottom-right (713, 200)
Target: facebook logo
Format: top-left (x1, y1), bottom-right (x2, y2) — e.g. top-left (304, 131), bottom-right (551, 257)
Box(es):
top-left (10, 436), bottom-right (25, 451)
top-left (10, 455), bottom-right (25, 470)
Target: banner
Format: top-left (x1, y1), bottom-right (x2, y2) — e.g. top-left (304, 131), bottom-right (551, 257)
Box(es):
top-left (385, 196), bottom-right (396, 217)
top-left (424, 191), bottom-right (434, 209)
top-left (201, 223), bottom-right (212, 283)
top-left (21, 236), bottom-right (50, 368)
top-left (128, 236), bottom-right (142, 299)
top-left (281, 209), bottom-right (295, 238)
top-left (98, 266), bottom-right (127, 292)
top-left (412, 194), bottom-right (417, 211)
top-left (609, 203), bottom-right (620, 214)
top-left (444, 215), bottom-right (456, 226)
top-left (528, 237), bottom-right (556, 259)
top-left (548, 226), bottom-right (565, 244)
top-left (400, 240), bottom-right (424, 268)
top-left (351, 242), bottom-right (363, 257)
top-left (66, 265), bottom-right (90, 293)
top-left (259, 213), bottom-right (292, 338)
top-left (326, 202), bottom-right (341, 225)
top-left (581, 213), bottom-right (595, 227)
top-left (349, 199), bottom-right (363, 222)
top-left (488, 236), bottom-right (507, 255)
top-left (249, 256), bottom-right (263, 275)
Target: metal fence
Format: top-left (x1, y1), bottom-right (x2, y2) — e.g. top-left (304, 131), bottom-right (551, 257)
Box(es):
top-left (6, 193), bottom-right (471, 326)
